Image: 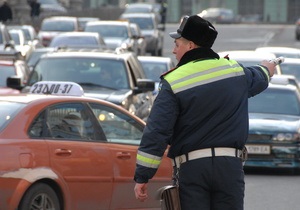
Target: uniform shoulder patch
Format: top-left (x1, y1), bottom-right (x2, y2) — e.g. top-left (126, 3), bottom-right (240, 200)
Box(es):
top-left (161, 67), bottom-right (177, 78)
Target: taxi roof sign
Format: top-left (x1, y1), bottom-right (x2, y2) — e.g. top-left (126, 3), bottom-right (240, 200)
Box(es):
top-left (29, 81), bottom-right (84, 96)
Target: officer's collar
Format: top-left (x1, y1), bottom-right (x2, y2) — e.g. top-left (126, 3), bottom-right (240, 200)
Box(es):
top-left (176, 47), bottom-right (220, 67)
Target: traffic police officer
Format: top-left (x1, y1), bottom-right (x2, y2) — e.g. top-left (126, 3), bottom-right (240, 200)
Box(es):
top-left (134, 15), bottom-right (277, 210)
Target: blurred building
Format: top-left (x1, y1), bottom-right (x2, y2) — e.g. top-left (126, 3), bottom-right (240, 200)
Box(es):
top-left (166, 0), bottom-right (300, 24)
top-left (5, 0), bottom-right (300, 25)
top-left (115, 0), bottom-right (300, 24)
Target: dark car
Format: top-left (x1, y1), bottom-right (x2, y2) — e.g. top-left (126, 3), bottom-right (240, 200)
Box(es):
top-left (22, 50), bottom-right (155, 121)
top-left (246, 83), bottom-right (300, 173)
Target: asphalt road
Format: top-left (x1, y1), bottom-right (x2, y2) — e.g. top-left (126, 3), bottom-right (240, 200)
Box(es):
top-left (162, 23), bottom-right (300, 210)
top-left (163, 23), bottom-right (299, 63)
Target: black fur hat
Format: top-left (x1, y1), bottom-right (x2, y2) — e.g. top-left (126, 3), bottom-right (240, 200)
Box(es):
top-left (169, 15), bottom-right (218, 48)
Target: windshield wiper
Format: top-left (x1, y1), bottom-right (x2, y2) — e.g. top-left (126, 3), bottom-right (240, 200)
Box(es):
top-left (78, 82), bottom-right (118, 90)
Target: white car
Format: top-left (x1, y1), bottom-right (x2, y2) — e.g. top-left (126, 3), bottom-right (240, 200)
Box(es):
top-left (270, 74), bottom-right (300, 92)
top-left (120, 13), bottom-right (164, 56)
top-left (279, 58), bottom-right (300, 82)
top-left (38, 16), bottom-right (80, 47)
top-left (8, 29), bottom-right (34, 59)
top-left (84, 20), bottom-right (139, 54)
top-left (255, 47), bottom-right (300, 59)
top-left (130, 23), bottom-right (146, 55)
top-left (218, 50), bottom-right (282, 75)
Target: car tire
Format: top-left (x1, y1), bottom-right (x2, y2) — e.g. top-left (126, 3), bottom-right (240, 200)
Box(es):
top-left (18, 183), bottom-right (61, 210)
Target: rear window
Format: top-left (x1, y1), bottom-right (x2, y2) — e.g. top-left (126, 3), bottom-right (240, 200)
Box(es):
top-left (41, 20), bottom-right (75, 31)
top-left (85, 25), bottom-right (128, 38)
top-left (122, 17), bottom-right (154, 30)
top-left (0, 101), bottom-right (26, 131)
top-left (50, 36), bottom-right (98, 47)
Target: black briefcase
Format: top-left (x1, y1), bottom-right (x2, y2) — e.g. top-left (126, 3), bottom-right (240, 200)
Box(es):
top-left (156, 185), bottom-right (181, 210)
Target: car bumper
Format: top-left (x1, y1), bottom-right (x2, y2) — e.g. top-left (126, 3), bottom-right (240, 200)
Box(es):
top-left (0, 177), bottom-right (31, 210)
top-left (244, 159), bottom-right (300, 168)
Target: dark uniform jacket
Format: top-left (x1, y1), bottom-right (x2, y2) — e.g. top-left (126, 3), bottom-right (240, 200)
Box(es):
top-left (134, 47), bottom-right (270, 183)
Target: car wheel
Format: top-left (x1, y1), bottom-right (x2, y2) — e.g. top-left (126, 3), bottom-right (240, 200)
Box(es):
top-left (18, 183), bottom-right (61, 210)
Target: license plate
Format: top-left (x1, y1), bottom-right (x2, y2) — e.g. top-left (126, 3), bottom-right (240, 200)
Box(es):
top-left (246, 145), bottom-right (270, 154)
top-left (29, 81), bottom-right (84, 96)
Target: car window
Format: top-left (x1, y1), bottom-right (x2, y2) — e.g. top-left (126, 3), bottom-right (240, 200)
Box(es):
top-left (29, 103), bottom-right (104, 141)
top-left (90, 103), bottom-right (144, 145)
top-left (0, 102), bottom-right (25, 131)
top-left (85, 25), bottom-right (128, 38)
top-left (141, 62), bottom-right (168, 82)
top-left (21, 28), bottom-right (32, 41)
top-left (26, 51), bottom-right (49, 67)
top-left (280, 63), bottom-right (300, 81)
top-left (29, 57), bottom-right (129, 89)
top-left (248, 88), bottom-right (300, 115)
top-left (0, 65), bottom-right (15, 86)
top-left (9, 32), bottom-right (21, 45)
top-left (50, 36), bottom-right (98, 47)
top-left (126, 17), bottom-right (154, 30)
top-left (125, 7), bottom-right (152, 13)
top-left (41, 20), bottom-right (75, 31)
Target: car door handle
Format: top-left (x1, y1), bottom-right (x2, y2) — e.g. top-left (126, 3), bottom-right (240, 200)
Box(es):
top-left (55, 149), bottom-right (72, 156)
top-left (116, 152), bottom-right (131, 160)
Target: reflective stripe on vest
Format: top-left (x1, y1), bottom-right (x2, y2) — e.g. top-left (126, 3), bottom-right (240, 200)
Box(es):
top-left (164, 58), bottom-right (247, 94)
top-left (136, 150), bottom-right (162, 169)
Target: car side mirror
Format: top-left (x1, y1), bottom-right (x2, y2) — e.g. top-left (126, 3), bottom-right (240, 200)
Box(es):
top-left (4, 41), bottom-right (15, 50)
top-left (7, 76), bottom-right (23, 90)
top-left (134, 79), bottom-right (155, 93)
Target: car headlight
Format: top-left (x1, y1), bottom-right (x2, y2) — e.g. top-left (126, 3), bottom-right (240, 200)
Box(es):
top-left (121, 98), bottom-right (129, 108)
top-left (273, 133), bottom-right (300, 141)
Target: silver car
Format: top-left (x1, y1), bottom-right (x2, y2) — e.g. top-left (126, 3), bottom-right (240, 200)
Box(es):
top-left (120, 13), bottom-right (164, 56)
